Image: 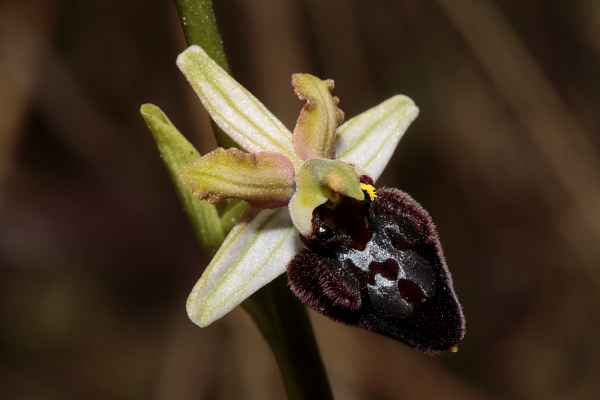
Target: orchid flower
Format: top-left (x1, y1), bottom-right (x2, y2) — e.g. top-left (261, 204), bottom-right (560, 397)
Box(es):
top-left (177, 45), bottom-right (464, 354)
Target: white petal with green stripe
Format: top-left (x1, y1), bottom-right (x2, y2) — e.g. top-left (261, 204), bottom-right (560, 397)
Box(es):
top-left (186, 207), bottom-right (301, 327)
top-left (335, 95), bottom-right (419, 182)
top-left (177, 46), bottom-right (302, 167)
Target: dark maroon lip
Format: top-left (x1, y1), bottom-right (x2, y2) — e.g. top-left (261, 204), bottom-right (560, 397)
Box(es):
top-left (287, 187), bottom-right (465, 354)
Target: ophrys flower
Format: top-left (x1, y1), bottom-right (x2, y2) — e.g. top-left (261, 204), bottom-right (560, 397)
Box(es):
top-left (177, 45), bottom-right (464, 353)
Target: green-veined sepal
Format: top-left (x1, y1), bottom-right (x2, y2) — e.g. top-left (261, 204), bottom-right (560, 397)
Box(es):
top-left (187, 207), bottom-right (300, 327)
top-left (177, 46), bottom-right (302, 167)
top-left (336, 95), bottom-right (419, 182)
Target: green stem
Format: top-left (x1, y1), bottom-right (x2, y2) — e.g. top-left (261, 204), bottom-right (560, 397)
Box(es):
top-left (174, 0), bottom-right (238, 149)
top-left (242, 276), bottom-right (333, 400)
top-left (172, 1), bottom-right (334, 398)
top-left (173, 0), bottom-right (227, 72)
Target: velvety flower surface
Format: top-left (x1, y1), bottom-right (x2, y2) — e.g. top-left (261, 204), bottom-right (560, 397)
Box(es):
top-left (177, 45), bottom-right (464, 353)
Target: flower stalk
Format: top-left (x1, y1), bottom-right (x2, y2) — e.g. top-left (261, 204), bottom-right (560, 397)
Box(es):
top-left (168, 1), bottom-right (334, 398)
top-left (173, 0), bottom-right (236, 150)
top-left (243, 276), bottom-right (334, 400)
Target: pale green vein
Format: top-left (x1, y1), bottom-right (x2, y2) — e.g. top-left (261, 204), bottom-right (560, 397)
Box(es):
top-left (193, 214), bottom-right (251, 294)
top-left (215, 222), bottom-right (294, 310)
top-left (337, 107), bottom-right (398, 159)
top-left (203, 209), bottom-right (280, 301)
top-left (194, 60), bottom-right (299, 163)
top-left (362, 121), bottom-right (404, 168)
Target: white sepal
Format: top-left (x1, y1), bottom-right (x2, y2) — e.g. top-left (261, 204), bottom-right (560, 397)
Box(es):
top-left (186, 207), bottom-right (301, 327)
top-left (177, 46), bottom-right (302, 167)
top-left (335, 95), bottom-right (419, 182)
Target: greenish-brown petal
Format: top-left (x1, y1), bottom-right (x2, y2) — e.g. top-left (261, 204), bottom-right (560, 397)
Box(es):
top-left (292, 74), bottom-right (344, 160)
top-left (181, 148), bottom-right (295, 209)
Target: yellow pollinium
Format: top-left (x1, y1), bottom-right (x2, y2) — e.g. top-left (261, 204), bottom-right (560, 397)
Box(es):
top-left (360, 183), bottom-right (377, 201)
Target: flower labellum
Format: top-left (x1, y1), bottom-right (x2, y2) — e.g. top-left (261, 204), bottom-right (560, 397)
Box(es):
top-left (176, 45), bottom-right (465, 354)
top-left (288, 176), bottom-right (464, 354)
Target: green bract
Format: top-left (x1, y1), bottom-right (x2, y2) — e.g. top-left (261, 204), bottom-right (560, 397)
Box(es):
top-left (176, 45), bottom-right (419, 327)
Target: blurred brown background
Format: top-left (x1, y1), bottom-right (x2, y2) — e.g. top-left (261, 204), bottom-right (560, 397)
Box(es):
top-left (2, 0), bottom-right (600, 399)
